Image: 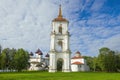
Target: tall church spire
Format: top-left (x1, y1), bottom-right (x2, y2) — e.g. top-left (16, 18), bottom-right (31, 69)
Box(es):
top-left (58, 5), bottom-right (63, 18)
top-left (52, 5), bottom-right (68, 22)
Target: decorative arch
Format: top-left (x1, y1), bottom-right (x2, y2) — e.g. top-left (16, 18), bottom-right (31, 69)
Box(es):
top-left (59, 24), bottom-right (62, 34)
top-left (58, 40), bottom-right (62, 47)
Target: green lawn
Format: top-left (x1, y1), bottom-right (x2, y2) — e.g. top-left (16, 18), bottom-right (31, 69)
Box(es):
top-left (0, 71), bottom-right (120, 80)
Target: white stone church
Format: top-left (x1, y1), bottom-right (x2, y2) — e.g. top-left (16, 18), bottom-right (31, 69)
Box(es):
top-left (29, 5), bottom-right (89, 72)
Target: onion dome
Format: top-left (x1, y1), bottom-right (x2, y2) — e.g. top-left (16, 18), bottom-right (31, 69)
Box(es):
top-left (52, 5), bottom-right (68, 22)
top-left (76, 51), bottom-right (80, 54)
top-left (72, 51), bottom-right (82, 59)
top-left (35, 49), bottom-right (43, 55)
top-left (75, 51), bottom-right (81, 57)
top-left (29, 52), bottom-right (33, 56)
top-left (45, 53), bottom-right (49, 57)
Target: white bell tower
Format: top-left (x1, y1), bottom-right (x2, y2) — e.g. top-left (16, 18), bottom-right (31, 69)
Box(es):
top-left (49, 5), bottom-right (71, 72)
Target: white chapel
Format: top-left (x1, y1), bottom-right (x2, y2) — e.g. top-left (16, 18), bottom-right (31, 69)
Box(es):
top-left (71, 51), bottom-right (90, 72)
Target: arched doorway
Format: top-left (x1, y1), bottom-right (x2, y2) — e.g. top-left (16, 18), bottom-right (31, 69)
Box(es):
top-left (57, 58), bottom-right (64, 71)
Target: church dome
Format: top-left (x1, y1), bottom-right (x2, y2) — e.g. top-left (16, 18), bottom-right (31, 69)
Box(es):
top-left (35, 49), bottom-right (43, 55)
top-left (45, 53), bottom-right (49, 57)
top-left (75, 51), bottom-right (81, 57)
top-left (72, 51), bottom-right (82, 59)
top-left (29, 52), bottom-right (33, 56)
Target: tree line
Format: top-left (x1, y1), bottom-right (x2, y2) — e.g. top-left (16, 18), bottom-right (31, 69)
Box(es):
top-left (0, 45), bottom-right (120, 72)
top-left (84, 47), bottom-right (120, 72)
top-left (0, 45), bottom-right (29, 72)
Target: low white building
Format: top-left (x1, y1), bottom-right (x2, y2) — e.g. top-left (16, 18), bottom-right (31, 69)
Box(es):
top-left (71, 51), bottom-right (90, 72)
top-left (29, 49), bottom-right (49, 71)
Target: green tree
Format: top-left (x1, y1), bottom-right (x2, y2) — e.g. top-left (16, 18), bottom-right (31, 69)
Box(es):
top-left (83, 56), bottom-right (101, 72)
top-left (97, 47), bottom-right (110, 71)
top-left (83, 56), bottom-right (94, 71)
top-left (13, 48), bottom-right (29, 71)
top-left (105, 51), bottom-right (116, 72)
top-left (115, 52), bottom-right (120, 72)
top-left (9, 48), bottom-right (16, 70)
top-left (93, 57), bottom-right (100, 71)
top-left (0, 45), bottom-right (2, 54)
top-left (0, 52), bottom-right (7, 70)
top-left (0, 45), bottom-right (1, 69)
top-left (0, 48), bottom-right (16, 71)
top-left (1, 48), bottom-right (13, 70)
top-left (98, 47), bottom-right (117, 72)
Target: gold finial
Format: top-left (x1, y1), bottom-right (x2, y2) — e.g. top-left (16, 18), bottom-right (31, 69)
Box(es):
top-left (58, 4), bottom-right (62, 18)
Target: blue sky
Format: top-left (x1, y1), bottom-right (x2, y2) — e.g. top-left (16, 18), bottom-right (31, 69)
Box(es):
top-left (0, 0), bottom-right (120, 56)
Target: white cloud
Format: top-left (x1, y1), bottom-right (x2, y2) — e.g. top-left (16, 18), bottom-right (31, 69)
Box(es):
top-left (0, 0), bottom-right (56, 53)
top-left (0, 0), bottom-right (120, 57)
top-left (90, 0), bottom-right (106, 11)
top-left (102, 34), bottom-right (120, 51)
top-left (70, 20), bottom-right (120, 56)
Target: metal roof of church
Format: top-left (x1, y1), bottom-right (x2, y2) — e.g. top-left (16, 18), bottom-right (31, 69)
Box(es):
top-left (29, 52), bottom-right (33, 56)
top-left (45, 53), bottom-right (49, 57)
top-left (72, 62), bottom-right (84, 65)
top-left (72, 56), bottom-right (83, 59)
top-left (72, 51), bottom-right (83, 59)
top-left (35, 48), bottom-right (43, 55)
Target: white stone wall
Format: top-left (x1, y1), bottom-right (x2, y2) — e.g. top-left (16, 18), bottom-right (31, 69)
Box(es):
top-left (52, 22), bottom-right (68, 34)
top-left (71, 58), bottom-right (84, 64)
top-left (62, 53), bottom-right (71, 72)
top-left (71, 64), bottom-right (78, 72)
top-left (49, 53), bottom-right (57, 72)
top-left (29, 63), bottom-right (39, 71)
top-left (29, 58), bottom-right (40, 63)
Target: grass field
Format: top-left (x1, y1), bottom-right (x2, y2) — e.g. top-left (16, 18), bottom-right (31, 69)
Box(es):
top-left (0, 71), bottom-right (120, 80)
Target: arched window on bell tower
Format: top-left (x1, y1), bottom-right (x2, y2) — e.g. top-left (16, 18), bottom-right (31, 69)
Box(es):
top-left (59, 24), bottom-right (62, 34)
top-left (56, 40), bottom-right (63, 52)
